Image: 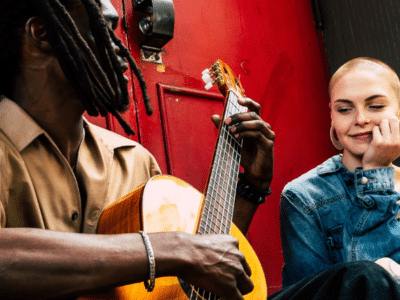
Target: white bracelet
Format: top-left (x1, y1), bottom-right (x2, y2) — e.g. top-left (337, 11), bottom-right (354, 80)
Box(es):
top-left (139, 231), bottom-right (156, 292)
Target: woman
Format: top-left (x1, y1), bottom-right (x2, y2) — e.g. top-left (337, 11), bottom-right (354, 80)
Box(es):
top-left (280, 57), bottom-right (400, 288)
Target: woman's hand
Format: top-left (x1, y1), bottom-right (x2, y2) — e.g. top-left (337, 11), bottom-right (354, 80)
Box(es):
top-left (362, 118), bottom-right (400, 170)
top-left (375, 257), bottom-right (400, 284)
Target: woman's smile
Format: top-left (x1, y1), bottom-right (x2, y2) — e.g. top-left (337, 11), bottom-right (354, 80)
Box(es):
top-left (349, 131), bottom-right (373, 141)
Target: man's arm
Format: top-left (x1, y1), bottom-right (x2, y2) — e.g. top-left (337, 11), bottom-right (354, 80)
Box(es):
top-left (0, 228), bottom-right (253, 300)
top-left (212, 98), bottom-right (275, 234)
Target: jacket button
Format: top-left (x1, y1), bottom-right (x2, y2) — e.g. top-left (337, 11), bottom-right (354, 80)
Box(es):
top-left (360, 177), bottom-right (369, 185)
top-left (344, 179), bottom-right (353, 186)
top-left (71, 212), bottom-right (79, 221)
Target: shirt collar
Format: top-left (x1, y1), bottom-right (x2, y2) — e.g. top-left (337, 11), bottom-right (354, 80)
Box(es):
top-left (0, 96), bottom-right (136, 152)
top-left (82, 118), bottom-right (137, 151)
top-left (0, 97), bottom-right (45, 152)
top-left (317, 154), bottom-right (347, 176)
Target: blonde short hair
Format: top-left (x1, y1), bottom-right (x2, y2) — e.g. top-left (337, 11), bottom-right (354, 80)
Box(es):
top-left (329, 57), bottom-right (400, 101)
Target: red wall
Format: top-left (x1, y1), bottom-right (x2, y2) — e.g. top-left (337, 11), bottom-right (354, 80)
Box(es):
top-left (86, 0), bottom-right (337, 294)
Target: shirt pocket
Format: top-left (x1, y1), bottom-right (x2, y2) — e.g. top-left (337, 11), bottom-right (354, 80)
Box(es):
top-left (326, 224), bottom-right (344, 264)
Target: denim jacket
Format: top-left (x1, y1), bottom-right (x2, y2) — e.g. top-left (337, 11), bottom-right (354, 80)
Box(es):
top-left (280, 155), bottom-right (400, 287)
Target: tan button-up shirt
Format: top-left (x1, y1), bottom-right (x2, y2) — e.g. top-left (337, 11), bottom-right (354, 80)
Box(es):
top-left (0, 98), bottom-right (161, 233)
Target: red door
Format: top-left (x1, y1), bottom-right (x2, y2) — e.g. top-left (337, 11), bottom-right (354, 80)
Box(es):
top-left (86, 0), bottom-right (336, 294)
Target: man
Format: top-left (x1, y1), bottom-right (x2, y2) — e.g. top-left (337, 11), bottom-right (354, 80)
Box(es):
top-left (0, 0), bottom-right (274, 299)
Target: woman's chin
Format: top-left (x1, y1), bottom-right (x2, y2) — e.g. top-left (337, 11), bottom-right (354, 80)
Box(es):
top-left (343, 147), bottom-right (367, 158)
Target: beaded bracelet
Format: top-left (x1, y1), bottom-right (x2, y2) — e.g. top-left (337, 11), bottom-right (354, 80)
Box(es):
top-left (139, 231), bottom-right (156, 292)
top-left (236, 172), bottom-right (271, 204)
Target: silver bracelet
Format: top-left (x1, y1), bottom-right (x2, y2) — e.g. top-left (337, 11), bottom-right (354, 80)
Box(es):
top-left (139, 231), bottom-right (156, 292)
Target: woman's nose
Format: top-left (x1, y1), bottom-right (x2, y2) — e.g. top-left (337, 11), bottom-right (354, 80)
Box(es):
top-left (354, 110), bottom-right (370, 125)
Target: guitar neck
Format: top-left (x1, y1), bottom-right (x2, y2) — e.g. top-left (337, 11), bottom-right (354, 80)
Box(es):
top-left (198, 91), bottom-right (247, 235)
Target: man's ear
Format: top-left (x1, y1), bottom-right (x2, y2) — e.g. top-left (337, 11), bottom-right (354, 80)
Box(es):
top-left (25, 16), bottom-right (52, 52)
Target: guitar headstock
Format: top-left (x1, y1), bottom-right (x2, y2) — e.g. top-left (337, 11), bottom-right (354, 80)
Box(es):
top-left (202, 60), bottom-right (245, 99)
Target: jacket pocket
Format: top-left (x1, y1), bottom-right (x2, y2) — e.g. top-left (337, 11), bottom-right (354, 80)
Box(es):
top-left (326, 224), bottom-right (344, 264)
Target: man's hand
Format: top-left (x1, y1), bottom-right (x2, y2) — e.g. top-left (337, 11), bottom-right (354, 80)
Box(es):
top-left (163, 232), bottom-right (254, 300)
top-left (211, 97), bottom-right (275, 190)
top-left (362, 118), bottom-right (400, 170)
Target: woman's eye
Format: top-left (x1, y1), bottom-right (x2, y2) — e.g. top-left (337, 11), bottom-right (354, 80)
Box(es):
top-left (337, 107), bottom-right (351, 113)
top-left (370, 105), bottom-right (385, 110)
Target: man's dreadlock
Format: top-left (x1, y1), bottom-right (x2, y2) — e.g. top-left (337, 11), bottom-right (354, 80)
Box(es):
top-left (0, 0), bottom-right (152, 136)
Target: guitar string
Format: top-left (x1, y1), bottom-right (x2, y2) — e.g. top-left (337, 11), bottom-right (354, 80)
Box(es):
top-left (212, 98), bottom-right (244, 234)
top-left (209, 98), bottom-right (244, 300)
top-left (194, 110), bottom-right (236, 300)
top-left (202, 135), bottom-right (228, 234)
top-left (202, 124), bottom-right (237, 234)
top-left (210, 98), bottom-right (242, 300)
top-left (194, 109), bottom-right (240, 300)
top-left (206, 95), bottom-right (240, 232)
top-left (204, 141), bottom-right (223, 234)
top-left (192, 92), bottom-right (246, 300)
top-left (199, 98), bottom-right (242, 243)
top-left (201, 95), bottom-right (242, 237)
top-left (219, 125), bottom-right (235, 234)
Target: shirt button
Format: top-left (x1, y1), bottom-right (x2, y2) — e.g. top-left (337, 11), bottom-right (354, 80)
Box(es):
top-left (360, 177), bottom-right (369, 185)
top-left (71, 212), bottom-right (79, 221)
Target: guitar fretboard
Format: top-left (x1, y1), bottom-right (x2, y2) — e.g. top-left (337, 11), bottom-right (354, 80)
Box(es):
top-left (198, 91), bottom-right (247, 235)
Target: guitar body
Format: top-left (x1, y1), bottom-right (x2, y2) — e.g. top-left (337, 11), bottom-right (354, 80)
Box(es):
top-left (79, 174), bottom-right (267, 300)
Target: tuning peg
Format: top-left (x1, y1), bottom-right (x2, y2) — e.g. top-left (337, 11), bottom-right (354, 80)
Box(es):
top-left (202, 73), bottom-right (213, 84)
top-left (205, 82), bottom-right (213, 90)
top-left (202, 68), bottom-right (210, 75)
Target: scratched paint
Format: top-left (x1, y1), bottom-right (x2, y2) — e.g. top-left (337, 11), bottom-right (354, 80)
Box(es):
top-left (142, 176), bottom-right (202, 234)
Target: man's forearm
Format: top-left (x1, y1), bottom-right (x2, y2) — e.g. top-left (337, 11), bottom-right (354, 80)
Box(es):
top-left (0, 227), bottom-right (255, 300)
top-left (0, 228), bottom-right (155, 300)
top-left (232, 195), bottom-right (260, 235)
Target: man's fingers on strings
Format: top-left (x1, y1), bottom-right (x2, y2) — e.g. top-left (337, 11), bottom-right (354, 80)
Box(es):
top-left (241, 255), bottom-right (252, 277)
top-left (211, 114), bottom-right (222, 129)
top-left (237, 98), bottom-right (261, 115)
top-left (237, 272), bottom-right (254, 296)
top-left (231, 120), bottom-right (275, 141)
top-left (228, 111), bottom-right (261, 126)
top-left (219, 286), bottom-right (245, 300)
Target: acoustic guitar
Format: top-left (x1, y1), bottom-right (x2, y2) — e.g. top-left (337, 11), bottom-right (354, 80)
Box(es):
top-left (79, 60), bottom-right (267, 300)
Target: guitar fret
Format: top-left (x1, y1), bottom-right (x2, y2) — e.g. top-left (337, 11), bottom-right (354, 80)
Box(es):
top-left (200, 90), bottom-right (247, 237)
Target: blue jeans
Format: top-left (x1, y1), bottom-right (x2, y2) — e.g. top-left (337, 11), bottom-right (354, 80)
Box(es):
top-left (269, 261), bottom-right (400, 300)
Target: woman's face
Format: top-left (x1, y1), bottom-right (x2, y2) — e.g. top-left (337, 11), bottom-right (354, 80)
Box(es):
top-left (330, 68), bottom-right (400, 157)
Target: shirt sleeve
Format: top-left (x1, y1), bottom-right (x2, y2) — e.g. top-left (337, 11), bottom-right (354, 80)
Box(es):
top-left (354, 167), bottom-right (397, 203)
top-left (280, 190), bottom-right (333, 287)
top-left (149, 153), bottom-right (162, 177)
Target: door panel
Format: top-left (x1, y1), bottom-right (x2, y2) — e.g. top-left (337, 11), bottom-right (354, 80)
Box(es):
top-left (157, 84), bottom-right (224, 191)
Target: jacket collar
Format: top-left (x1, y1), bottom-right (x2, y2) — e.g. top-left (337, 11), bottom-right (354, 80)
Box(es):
top-left (317, 154), bottom-right (347, 176)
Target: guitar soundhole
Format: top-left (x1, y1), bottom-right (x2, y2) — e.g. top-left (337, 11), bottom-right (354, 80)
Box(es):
top-left (178, 278), bottom-right (218, 300)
